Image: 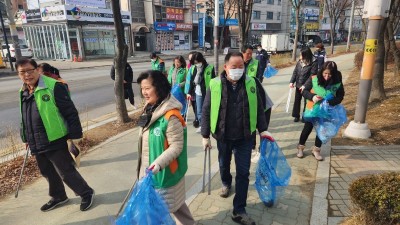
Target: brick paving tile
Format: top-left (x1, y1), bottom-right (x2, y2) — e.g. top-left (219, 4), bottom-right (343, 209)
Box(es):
top-left (189, 103), bottom-right (318, 225)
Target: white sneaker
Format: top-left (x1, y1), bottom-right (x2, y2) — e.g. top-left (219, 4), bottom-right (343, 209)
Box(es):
top-left (196, 127), bottom-right (201, 133)
top-left (251, 151), bottom-right (260, 163)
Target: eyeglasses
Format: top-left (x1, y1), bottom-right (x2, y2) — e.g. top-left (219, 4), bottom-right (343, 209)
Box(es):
top-left (18, 68), bottom-right (36, 76)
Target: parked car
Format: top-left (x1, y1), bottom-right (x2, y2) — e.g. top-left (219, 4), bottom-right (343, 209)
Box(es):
top-left (2, 44), bottom-right (33, 61)
top-left (192, 40), bottom-right (211, 50)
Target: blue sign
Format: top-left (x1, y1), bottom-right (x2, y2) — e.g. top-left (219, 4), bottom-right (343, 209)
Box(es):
top-left (219, 18), bottom-right (239, 26)
top-left (154, 22), bottom-right (176, 31)
top-left (198, 18), bottom-right (204, 48)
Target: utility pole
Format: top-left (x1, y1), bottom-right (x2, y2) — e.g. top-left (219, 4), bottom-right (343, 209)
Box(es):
top-left (4, 0), bottom-right (22, 60)
top-left (343, 0), bottom-right (391, 139)
top-left (346, 0), bottom-right (355, 52)
top-left (213, 0), bottom-right (219, 73)
top-left (0, 1), bottom-right (13, 70)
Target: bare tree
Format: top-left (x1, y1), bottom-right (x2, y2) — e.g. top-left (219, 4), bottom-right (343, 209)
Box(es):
top-left (325, 0), bottom-right (352, 54)
top-left (237, 0), bottom-right (254, 50)
top-left (219, 0), bottom-right (238, 50)
top-left (289, 0), bottom-right (305, 62)
top-left (386, 0), bottom-right (400, 78)
top-left (111, 0), bottom-right (131, 123)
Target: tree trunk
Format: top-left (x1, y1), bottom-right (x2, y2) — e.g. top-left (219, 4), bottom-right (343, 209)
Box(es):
top-left (330, 24), bottom-right (335, 55)
top-left (291, 8), bottom-right (300, 62)
top-left (370, 18), bottom-right (388, 102)
top-left (384, 29), bottom-right (390, 71)
top-left (111, 0), bottom-right (131, 123)
top-left (387, 0), bottom-right (400, 78)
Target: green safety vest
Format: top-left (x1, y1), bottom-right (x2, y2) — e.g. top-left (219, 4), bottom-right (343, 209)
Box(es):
top-left (304, 76), bottom-right (342, 117)
top-left (209, 76), bottom-right (257, 134)
top-left (151, 58), bottom-right (166, 72)
top-left (203, 65), bottom-right (214, 90)
top-left (246, 59), bottom-right (259, 78)
top-left (148, 109), bottom-right (188, 188)
top-left (168, 67), bottom-right (186, 92)
top-left (184, 66), bottom-right (195, 94)
top-left (19, 75), bottom-right (68, 142)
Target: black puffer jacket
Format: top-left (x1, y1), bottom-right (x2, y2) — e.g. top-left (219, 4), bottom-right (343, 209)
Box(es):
top-left (187, 64), bottom-right (216, 97)
top-left (201, 72), bottom-right (267, 141)
top-left (290, 59), bottom-right (318, 88)
top-left (110, 63), bottom-right (134, 85)
top-left (21, 82), bottom-right (83, 154)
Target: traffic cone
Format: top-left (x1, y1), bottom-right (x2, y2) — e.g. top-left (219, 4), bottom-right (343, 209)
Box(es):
top-left (73, 55), bottom-right (77, 62)
top-left (77, 56), bottom-right (82, 62)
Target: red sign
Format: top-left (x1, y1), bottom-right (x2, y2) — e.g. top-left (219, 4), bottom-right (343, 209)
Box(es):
top-left (176, 23), bottom-right (193, 31)
top-left (166, 8), bottom-right (184, 20)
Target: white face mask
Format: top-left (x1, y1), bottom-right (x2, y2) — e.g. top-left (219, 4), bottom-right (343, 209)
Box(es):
top-left (257, 48), bottom-right (262, 51)
top-left (195, 63), bottom-right (203, 68)
top-left (151, 59), bottom-right (156, 62)
top-left (228, 69), bottom-right (244, 81)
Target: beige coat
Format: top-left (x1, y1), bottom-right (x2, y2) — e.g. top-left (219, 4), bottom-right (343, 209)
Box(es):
top-left (137, 94), bottom-right (186, 212)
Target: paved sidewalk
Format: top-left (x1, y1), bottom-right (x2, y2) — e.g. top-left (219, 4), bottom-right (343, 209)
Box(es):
top-left (188, 96), bottom-right (320, 225)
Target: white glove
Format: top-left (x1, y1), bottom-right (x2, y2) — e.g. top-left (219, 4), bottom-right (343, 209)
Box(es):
top-left (260, 131), bottom-right (275, 142)
top-left (312, 95), bottom-right (322, 103)
top-left (149, 162), bottom-right (161, 175)
top-left (202, 138), bottom-right (212, 150)
top-left (289, 83), bottom-right (295, 88)
top-left (299, 85), bottom-right (305, 92)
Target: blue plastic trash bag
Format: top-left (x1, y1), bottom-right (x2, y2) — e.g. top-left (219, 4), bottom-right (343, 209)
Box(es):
top-left (254, 139), bottom-right (291, 207)
top-left (264, 64), bottom-right (279, 78)
top-left (114, 170), bottom-right (176, 225)
top-left (304, 96), bottom-right (347, 144)
top-left (171, 84), bottom-right (187, 115)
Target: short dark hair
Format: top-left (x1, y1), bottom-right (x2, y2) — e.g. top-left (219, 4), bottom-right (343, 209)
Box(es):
top-left (137, 70), bottom-right (171, 102)
top-left (317, 61), bottom-right (342, 85)
top-left (192, 52), bottom-right (207, 65)
top-left (15, 58), bottom-right (38, 70)
top-left (256, 44), bottom-right (262, 47)
top-left (224, 52), bottom-right (243, 63)
top-left (150, 52), bottom-right (157, 59)
top-left (241, 45), bottom-right (253, 53)
top-left (174, 55), bottom-right (187, 69)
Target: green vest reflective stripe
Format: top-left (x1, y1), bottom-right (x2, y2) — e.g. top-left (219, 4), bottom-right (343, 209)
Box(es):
top-left (148, 109), bottom-right (188, 188)
top-left (168, 67), bottom-right (186, 92)
top-left (304, 76), bottom-right (342, 116)
top-left (246, 59), bottom-right (259, 78)
top-left (19, 75), bottom-right (68, 142)
top-left (204, 65), bottom-right (214, 90)
top-left (209, 76), bottom-right (257, 134)
top-left (184, 66), bottom-right (195, 94)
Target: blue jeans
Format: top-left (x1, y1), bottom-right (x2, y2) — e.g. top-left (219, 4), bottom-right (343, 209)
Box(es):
top-left (217, 138), bottom-right (253, 214)
top-left (195, 94), bottom-right (204, 123)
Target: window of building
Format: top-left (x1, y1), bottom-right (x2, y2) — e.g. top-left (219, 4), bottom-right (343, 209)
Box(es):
top-left (267, 11), bottom-right (273, 20)
top-left (277, 12), bottom-right (281, 20)
top-left (253, 11), bottom-right (261, 20)
top-left (254, 0), bottom-right (261, 3)
top-left (278, 0), bottom-right (281, 5)
top-left (267, 0), bottom-right (274, 4)
top-left (161, 0), bottom-right (184, 8)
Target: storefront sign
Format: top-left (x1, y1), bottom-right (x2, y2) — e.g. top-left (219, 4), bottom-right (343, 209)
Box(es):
top-left (176, 23), bottom-right (193, 31)
top-left (22, 9), bottom-right (42, 23)
top-left (251, 23), bottom-right (266, 30)
top-left (41, 6), bottom-right (66, 21)
top-left (154, 22), bottom-right (176, 31)
top-left (39, 0), bottom-right (63, 8)
top-left (166, 8), bottom-right (184, 20)
top-left (65, 5), bottom-right (131, 23)
top-left (65, 0), bottom-right (106, 8)
top-left (27, 0), bottom-right (40, 9)
top-left (219, 18), bottom-right (238, 26)
top-left (305, 22), bottom-right (319, 33)
top-left (303, 8), bottom-right (319, 21)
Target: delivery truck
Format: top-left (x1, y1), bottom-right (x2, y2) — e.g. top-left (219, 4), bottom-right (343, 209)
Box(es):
top-left (261, 33), bottom-right (293, 54)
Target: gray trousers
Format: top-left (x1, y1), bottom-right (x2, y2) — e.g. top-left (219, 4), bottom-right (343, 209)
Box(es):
top-left (173, 203), bottom-right (196, 225)
top-left (35, 146), bottom-right (92, 200)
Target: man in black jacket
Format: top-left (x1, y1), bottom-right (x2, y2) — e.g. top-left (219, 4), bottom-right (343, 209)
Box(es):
top-left (255, 44), bottom-right (270, 82)
top-left (201, 52), bottom-right (274, 225)
top-left (16, 58), bottom-right (94, 212)
top-left (111, 62), bottom-right (135, 107)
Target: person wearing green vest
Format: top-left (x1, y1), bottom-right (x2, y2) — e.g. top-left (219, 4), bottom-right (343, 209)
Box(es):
top-left (189, 52), bottom-right (216, 133)
top-left (241, 45), bottom-right (263, 81)
top-left (150, 52), bottom-right (166, 74)
top-left (201, 52), bottom-right (274, 225)
top-left (185, 51), bottom-right (200, 128)
top-left (297, 61), bottom-right (344, 161)
top-left (167, 55), bottom-right (187, 93)
top-left (136, 70), bottom-right (195, 225)
top-left (16, 58), bottom-right (94, 212)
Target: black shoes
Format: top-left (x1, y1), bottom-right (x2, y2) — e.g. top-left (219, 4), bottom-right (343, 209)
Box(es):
top-left (193, 120), bottom-right (200, 128)
top-left (80, 190), bottom-right (95, 211)
top-left (40, 197), bottom-right (69, 212)
top-left (232, 212), bottom-right (256, 225)
top-left (294, 117), bottom-right (300, 122)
